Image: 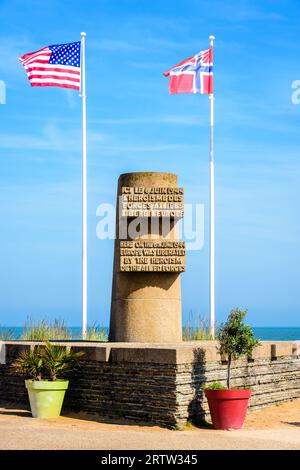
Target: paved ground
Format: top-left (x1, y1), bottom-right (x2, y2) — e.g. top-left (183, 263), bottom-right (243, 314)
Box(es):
top-left (0, 400), bottom-right (300, 450)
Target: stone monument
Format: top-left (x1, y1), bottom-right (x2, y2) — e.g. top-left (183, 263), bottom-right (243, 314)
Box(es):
top-left (109, 172), bottom-right (186, 343)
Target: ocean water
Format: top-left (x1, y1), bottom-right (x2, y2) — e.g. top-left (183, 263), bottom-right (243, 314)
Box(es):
top-left (0, 326), bottom-right (300, 341)
top-left (253, 327), bottom-right (300, 341)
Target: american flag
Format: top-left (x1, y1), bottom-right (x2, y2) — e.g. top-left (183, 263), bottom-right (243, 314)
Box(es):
top-left (163, 47), bottom-right (213, 95)
top-left (19, 41), bottom-right (81, 90)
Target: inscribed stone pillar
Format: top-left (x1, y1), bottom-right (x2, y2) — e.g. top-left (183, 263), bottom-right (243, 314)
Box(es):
top-left (109, 172), bottom-right (185, 342)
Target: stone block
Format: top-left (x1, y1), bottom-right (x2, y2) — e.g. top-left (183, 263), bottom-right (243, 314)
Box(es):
top-left (0, 342), bottom-right (5, 364)
top-left (250, 343), bottom-right (271, 360)
top-left (205, 346), bottom-right (221, 362)
top-left (71, 345), bottom-right (110, 362)
top-left (111, 347), bottom-right (178, 364)
top-left (271, 342), bottom-right (293, 359)
top-left (193, 345), bottom-right (220, 363)
top-left (292, 342), bottom-right (300, 358)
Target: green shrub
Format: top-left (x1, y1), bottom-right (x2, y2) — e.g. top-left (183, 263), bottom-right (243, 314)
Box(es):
top-left (205, 382), bottom-right (226, 390)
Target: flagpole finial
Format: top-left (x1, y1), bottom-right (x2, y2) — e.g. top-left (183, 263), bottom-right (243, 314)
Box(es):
top-left (81, 32), bottom-right (86, 37)
top-left (209, 35), bottom-right (215, 44)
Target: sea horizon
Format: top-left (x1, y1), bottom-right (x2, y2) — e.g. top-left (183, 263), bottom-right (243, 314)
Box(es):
top-left (1, 326), bottom-right (300, 341)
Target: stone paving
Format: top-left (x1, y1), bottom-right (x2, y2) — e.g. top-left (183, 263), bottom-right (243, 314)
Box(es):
top-left (0, 399), bottom-right (299, 450)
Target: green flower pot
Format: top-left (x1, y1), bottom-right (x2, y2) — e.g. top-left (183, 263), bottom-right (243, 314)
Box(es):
top-left (25, 379), bottom-right (69, 419)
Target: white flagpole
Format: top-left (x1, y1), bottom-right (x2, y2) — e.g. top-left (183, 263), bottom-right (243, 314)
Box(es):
top-left (209, 35), bottom-right (215, 338)
top-left (81, 31), bottom-right (87, 338)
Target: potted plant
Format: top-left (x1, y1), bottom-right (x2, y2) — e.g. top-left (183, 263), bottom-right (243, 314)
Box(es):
top-left (204, 309), bottom-right (259, 430)
top-left (13, 342), bottom-right (83, 419)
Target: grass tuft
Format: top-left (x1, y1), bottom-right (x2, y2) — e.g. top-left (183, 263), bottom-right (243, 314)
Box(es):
top-left (182, 311), bottom-right (213, 341)
top-left (20, 317), bottom-right (108, 341)
top-left (85, 323), bottom-right (108, 341)
top-left (22, 317), bottom-right (70, 341)
top-left (0, 327), bottom-right (15, 341)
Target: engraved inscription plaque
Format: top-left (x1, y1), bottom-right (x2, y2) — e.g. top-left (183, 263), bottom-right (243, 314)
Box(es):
top-left (119, 240), bottom-right (186, 272)
top-left (121, 186), bottom-right (184, 218)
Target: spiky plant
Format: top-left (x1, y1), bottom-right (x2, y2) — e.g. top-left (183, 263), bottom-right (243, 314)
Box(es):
top-left (12, 347), bottom-right (44, 381)
top-left (42, 342), bottom-right (84, 381)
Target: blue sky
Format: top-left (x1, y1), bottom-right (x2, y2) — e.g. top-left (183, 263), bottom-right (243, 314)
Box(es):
top-left (0, 0), bottom-right (299, 327)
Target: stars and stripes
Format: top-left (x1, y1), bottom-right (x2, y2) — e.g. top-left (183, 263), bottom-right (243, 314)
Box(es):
top-left (19, 42), bottom-right (81, 90)
top-left (163, 47), bottom-right (213, 95)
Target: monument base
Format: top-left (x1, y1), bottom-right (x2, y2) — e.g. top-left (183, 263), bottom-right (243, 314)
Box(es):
top-left (1, 341), bottom-right (300, 429)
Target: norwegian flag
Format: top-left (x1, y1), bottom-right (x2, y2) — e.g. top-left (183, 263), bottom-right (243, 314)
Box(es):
top-left (163, 47), bottom-right (213, 95)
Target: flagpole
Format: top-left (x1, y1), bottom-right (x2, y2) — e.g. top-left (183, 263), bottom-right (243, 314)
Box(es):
top-left (209, 35), bottom-right (215, 338)
top-left (81, 31), bottom-right (87, 338)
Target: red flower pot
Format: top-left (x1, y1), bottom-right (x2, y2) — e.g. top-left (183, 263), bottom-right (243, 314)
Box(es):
top-left (204, 389), bottom-right (252, 430)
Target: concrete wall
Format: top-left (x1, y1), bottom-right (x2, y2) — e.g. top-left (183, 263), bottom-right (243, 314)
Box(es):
top-left (0, 341), bottom-right (299, 428)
